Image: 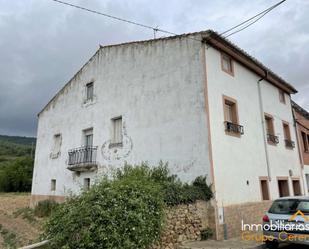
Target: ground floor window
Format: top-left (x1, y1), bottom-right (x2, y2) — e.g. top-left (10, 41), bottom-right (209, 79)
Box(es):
top-left (259, 177), bottom-right (270, 200)
top-left (292, 178), bottom-right (302, 196)
top-left (84, 178), bottom-right (90, 190)
top-left (51, 179), bottom-right (56, 191)
top-left (278, 178), bottom-right (289, 197)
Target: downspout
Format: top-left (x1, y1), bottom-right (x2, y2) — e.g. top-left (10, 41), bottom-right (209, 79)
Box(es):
top-left (291, 105), bottom-right (307, 195)
top-left (257, 71), bottom-right (272, 181)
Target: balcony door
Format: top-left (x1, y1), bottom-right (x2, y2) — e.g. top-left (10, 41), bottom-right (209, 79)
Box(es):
top-left (83, 128), bottom-right (93, 163)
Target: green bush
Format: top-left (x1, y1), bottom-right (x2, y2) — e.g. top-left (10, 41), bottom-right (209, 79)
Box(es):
top-left (0, 156), bottom-right (33, 192)
top-left (200, 228), bottom-right (213, 240)
top-left (115, 162), bottom-right (213, 206)
top-left (34, 200), bottom-right (59, 217)
top-left (43, 163), bottom-right (213, 249)
top-left (43, 174), bottom-right (164, 249)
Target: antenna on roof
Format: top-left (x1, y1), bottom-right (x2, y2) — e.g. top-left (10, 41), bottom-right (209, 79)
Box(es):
top-left (153, 26), bottom-right (159, 39)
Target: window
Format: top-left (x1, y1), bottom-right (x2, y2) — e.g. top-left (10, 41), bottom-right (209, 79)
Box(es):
top-left (283, 122), bottom-right (294, 148)
top-left (265, 114), bottom-right (275, 135)
top-left (278, 179), bottom-right (290, 197)
top-left (111, 117), bottom-right (123, 146)
top-left (51, 134), bottom-right (61, 158)
top-left (283, 122), bottom-right (291, 140)
top-left (221, 53), bottom-right (234, 76)
top-left (265, 114), bottom-right (278, 144)
top-left (260, 178), bottom-right (270, 201)
top-left (223, 96), bottom-right (243, 136)
top-left (279, 89), bottom-right (286, 104)
top-left (84, 178), bottom-right (90, 190)
top-left (292, 179), bottom-right (302, 196)
top-left (83, 128), bottom-right (93, 147)
top-left (86, 82), bottom-right (94, 101)
top-left (301, 132), bottom-right (308, 152)
top-left (51, 179), bottom-right (56, 191)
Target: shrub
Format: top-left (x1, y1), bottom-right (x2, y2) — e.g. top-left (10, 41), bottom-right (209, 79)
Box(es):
top-left (200, 228), bottom-right (213, 240)
top-left (115, 162), bottom-right (213, 206)
top-left (34, 200), bottom-right (59, 217)
top-left (43, 174), bottom-right (164, 249)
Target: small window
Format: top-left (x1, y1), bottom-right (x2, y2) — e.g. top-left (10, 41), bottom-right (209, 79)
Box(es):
top-left (292, 179), bottom-right (301, 196)
top-left (265, 114), bottom-right (275, 135)
top-left (279, 89), bottom-right (286, 104)
top-left (278, 179), bottom-right (290, 197)
top-left (301, 132), bottom-right (308, 152)
top-left (283, 122), bottom-right (291, 140)
top-left (111, 117), bottom-right (122, 146)
top-left (223, 97), bottom-right (238, 124)
top-left (86, 82), bottom-right (94, 101)
top-left (83, 128), bottom-right (93, 147)
top-left (260, 178), bottom-right (270, 201)
top-left (51, 179), bottom-right (56, 191)
top-left (221, 53), bottom-right (234, 76)
top-left (51, 134), bottom-right (61, 156)
top-left (84, 178), bottom-right (90, 190)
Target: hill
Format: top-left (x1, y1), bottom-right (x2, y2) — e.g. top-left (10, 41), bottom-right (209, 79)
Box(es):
top-left (0, 135), bottom-right (36, 162)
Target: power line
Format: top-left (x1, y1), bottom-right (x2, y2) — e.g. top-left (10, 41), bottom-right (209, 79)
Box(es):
top-left (220, 0), bottom-right (286, 38)
top-left (50, 0), bottom-right (178, 37)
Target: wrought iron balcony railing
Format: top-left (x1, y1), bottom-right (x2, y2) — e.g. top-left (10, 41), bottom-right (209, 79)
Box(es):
top-left (67, 146), bottom-right (98, 172)
top-left (267, 134), bottom-right (279, 144)
top-left (285, 139), bottom-right (295, 148)
top-left (224, 121), bottom-right (244, 135)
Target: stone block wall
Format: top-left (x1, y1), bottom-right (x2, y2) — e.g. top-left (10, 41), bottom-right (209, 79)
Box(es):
top-left (151, 201), bottom-right (215, 249)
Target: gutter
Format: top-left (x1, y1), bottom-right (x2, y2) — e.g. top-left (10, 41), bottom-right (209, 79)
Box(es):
top-left (257, 71), bottom-right (272, 181)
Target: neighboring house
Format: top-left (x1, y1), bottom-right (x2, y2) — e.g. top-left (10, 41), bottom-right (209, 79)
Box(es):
top-left (31, 30), bottom-right (304, 239)
top-left (292, 101), bottom-right (309, 193)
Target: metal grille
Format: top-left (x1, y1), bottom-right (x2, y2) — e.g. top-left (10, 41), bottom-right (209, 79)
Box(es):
top-left (224, 121), bottom-right (244, 135)
top-left (267, 134), bottom-right (279, 144)
top-left (68, 146), bottom-right (97, 165)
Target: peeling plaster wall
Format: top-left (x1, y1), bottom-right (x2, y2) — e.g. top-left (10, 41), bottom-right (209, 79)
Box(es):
top-left (31, 36), bottom-right (211, 197)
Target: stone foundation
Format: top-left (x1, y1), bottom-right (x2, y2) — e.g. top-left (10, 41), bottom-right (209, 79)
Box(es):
top-left (151, 201), bottom-right (215, 249)
top-left (30, 194), bottom-right (66, 208)
top-left (217, 201), bottom-right (272, 240)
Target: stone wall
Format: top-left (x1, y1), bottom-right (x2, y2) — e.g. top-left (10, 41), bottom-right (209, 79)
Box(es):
top-left (217, 201), bottom-right (272, 240)
top-left (151, 201), bottom-right (215, 249)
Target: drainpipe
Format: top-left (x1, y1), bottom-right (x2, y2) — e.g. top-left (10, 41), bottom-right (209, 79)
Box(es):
top-left (257, 71), bottom-right (272, 181)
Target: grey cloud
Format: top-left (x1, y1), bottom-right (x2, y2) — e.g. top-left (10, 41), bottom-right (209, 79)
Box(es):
top-left (0, 0), bottom-right (308, 136)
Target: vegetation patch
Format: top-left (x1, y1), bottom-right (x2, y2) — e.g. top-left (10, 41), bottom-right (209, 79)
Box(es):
top-left (0, 157), bottom-right (34, 192)
top-left (0, 224), bottom-right (18, 248)
top-left (34, 200), bottom-right (59, 218)
top-left (43, 163), bottom-right (212, 249)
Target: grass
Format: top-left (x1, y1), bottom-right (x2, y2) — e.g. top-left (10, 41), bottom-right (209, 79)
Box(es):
top-left (0, 224), bottom-right (18, 248)
top-left (13, 207), bottom-right (37, 223)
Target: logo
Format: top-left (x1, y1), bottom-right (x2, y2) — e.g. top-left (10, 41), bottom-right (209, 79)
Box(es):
top-left (289, 210), bottom-right (309, 222)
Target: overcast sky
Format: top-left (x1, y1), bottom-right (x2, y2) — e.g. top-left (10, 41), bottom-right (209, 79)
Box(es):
top-left (0, 0), bottom-right (308, 137)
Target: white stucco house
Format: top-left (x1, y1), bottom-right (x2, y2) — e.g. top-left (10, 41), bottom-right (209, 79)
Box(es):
top-left (31, 30), bottom-right (304, 239)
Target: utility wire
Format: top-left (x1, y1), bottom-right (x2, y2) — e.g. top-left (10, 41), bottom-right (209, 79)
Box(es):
top-left (50, 0), bottom-right (178, 37)
top-left (220, 0), bottom-right (286, 37)
top-left (50, 0), bottom-right (286, 43)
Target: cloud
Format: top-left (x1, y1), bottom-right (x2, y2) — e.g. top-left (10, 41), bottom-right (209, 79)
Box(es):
top-left (0, 0), bottom-right (308, 136)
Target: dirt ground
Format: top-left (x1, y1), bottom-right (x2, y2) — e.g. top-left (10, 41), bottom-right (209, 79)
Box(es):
top-left (0, 193), bottom-right (43, 248)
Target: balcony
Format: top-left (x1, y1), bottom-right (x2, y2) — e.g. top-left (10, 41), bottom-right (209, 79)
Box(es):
top-left (67, 146), bottom-right (98, 172)
top-left (267, 134), bottom-right (279, 144)
top-left (224, 121), bottom-right (244, 135)
top-left (285, 139), bottom-right (295, 149)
